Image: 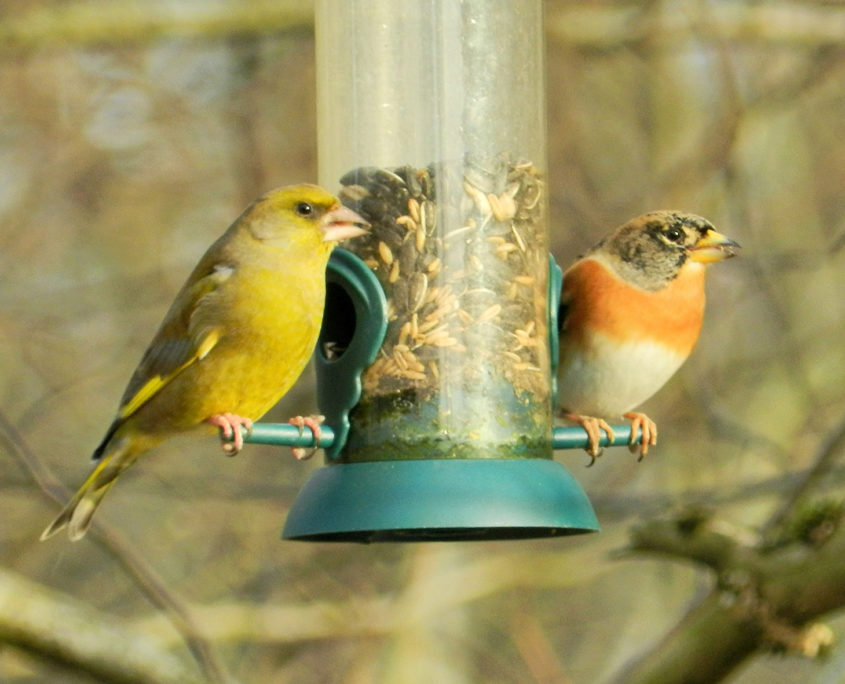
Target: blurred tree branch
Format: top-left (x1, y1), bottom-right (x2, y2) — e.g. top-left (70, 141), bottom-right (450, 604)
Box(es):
top-left (0, 408), bottom-right (231, 683)
top-left (0, 0), bottom-right (314, 53)
top-left (614, 415), bottom-right (845, 683)
top-left (3, 1), bottom-right (845, 54)
top-left (0, 566), bottom-right (202, 684)
top-left (129, 545), bottom-right (618, 645)
top-left (764, 415), bottom-right (845, 538)
top-left (545, 2), bottom-right (845, 49)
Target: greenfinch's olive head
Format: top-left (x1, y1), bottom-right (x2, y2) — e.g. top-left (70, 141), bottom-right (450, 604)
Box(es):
top-left (247, 184), bottom-right (369, 248)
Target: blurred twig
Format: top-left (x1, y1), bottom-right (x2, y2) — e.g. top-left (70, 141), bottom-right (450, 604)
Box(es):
top-left (0, 566), bottom-right (202, 684)
top-left (3, 2), bottom-right (845, 54)
top-left (0, 0), bottom-right (314, 53)
top-left (510, 609), bottom-right (572, 684)
top-left (590, 461), bottom-right (845, 522)
top-left (0, 408), bottom-right (233, 684)
top-left (129, 546), bottom-right (620, 645)
top-left (545, 3), bottom-right (845, 50)
top-left (762, 413), bottom-right (845, 537)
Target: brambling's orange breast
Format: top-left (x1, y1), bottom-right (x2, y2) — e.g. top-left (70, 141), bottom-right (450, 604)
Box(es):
top-left (562, 256), bottom-right (707, 357)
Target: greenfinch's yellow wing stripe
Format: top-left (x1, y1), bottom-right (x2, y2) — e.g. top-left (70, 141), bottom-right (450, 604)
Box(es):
top-left (118, 328), bottom-right (221, 420)
top-left (119, 375), bottom-right (169, 420)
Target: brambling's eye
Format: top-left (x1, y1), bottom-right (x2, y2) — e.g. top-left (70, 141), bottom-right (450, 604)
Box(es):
top-left (295, 202), bottom-right (314, 217)
top-left (664, 226), bottom-right (685, 243)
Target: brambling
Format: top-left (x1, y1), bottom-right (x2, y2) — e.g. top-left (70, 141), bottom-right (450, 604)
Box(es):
top-left (557, 211), bottom-right (740, 463)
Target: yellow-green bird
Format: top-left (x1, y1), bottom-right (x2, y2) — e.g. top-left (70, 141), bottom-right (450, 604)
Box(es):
top-left (41, 184), bottom-right (368, 541)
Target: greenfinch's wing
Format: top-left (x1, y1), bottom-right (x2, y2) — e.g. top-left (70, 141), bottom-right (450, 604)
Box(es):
top-left (116, 263), bottom-right (232, 421)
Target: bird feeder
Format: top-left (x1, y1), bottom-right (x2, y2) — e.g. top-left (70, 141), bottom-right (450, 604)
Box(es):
top-left (242, 0), bottom-right (641, 540)
top-left (279, 0), bottom-right (596, 542)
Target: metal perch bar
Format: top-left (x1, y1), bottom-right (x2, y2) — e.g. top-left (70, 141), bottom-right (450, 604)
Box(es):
top-left (552, 425), bottom-right (640, 450)
top-left (228, 423), bottom-right (336, 449)
top-left (222, 423), bottom-right (640, 451)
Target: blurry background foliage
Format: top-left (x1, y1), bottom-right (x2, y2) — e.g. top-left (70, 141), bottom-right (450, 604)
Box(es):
top-left (1, 1), bottom-right (844, 683)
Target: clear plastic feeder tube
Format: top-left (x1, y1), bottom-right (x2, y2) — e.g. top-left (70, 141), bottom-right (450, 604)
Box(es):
top-left (317, 0), bottom-right (551, 461)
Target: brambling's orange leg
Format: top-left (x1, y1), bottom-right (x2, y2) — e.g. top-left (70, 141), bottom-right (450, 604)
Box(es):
top-left (564, 413), bottom-right (615, 466)
top-left (623, 412), bottom-right (658, 461)
top-left (208, 413), bottom-right (254, 456)
top-left (289, 414), bottom-right (325, 460)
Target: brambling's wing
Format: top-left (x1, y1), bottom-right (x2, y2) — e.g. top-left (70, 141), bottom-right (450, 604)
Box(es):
top-left (557, 287), bottom-right (572, 336)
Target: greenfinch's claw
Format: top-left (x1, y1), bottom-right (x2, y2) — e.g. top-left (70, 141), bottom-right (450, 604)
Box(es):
top-left (288, 415), bottom-right (325, 460)
top-left (209, 413), bottom-right (254, 456)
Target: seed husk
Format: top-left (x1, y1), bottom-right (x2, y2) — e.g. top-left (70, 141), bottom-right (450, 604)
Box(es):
top-left (407, 272), bottom-right (428, 313)
top-left (380, 240), bottom-right (397, 265)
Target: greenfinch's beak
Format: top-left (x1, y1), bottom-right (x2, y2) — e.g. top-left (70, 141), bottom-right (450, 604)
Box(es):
top-left (321, 205), bottom-right (370, 242)
top-left (689, 228), bottom-right (741, 263)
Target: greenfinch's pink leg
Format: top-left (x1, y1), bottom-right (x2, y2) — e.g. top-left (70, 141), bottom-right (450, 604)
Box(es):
top-left (208, 413), bottom-right (254, 455)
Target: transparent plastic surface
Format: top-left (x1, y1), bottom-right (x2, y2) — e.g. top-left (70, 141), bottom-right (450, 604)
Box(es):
top-left (316, 0), bottom-right (551, 462)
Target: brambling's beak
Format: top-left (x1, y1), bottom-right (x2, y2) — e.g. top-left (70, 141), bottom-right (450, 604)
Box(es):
top-left (321, 205), bottom-right (370, 243)
top-left (689, 229), bottom-right (741, 263)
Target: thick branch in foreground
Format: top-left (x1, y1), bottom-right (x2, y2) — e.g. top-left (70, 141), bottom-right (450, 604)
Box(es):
top-left (0, 567), bottom-right (202, 684)
top-left (616, 509), bottom-right (844, 684)
top-left (614, 592), bottom-right (762, 684)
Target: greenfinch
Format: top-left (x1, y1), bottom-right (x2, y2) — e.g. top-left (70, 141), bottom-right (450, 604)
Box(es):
top-left (41, 184), bottom-right (369, 541)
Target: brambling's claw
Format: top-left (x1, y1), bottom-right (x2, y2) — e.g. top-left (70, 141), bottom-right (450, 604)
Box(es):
top-left (565, 412), bottom-right (615, 466)
top-left (288, 414), bottom-right (325, 460)
top-left (208, 413), bottom-right (253, 456)
top-left (585, 448), bottom-right (602, 468)
top-left (624, 412), bottom-right (657, 461)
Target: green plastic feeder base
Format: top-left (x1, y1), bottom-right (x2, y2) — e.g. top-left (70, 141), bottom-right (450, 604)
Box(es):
top-left (282, 458), bottom-right (599, 542)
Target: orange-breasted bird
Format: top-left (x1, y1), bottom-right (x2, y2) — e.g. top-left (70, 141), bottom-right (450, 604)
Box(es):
top-left (557, 211), bottom-right (739, 463)
top-left (41, 184), bottom-right (368, 541)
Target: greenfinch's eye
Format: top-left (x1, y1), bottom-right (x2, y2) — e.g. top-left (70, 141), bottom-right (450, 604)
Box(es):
top-left (665, 226), bottom-right (684, 243)
top-left (295, 202), bottom-right (314, 217)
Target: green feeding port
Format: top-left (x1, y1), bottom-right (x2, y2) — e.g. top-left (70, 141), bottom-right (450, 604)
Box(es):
top-left (236, 0), bottom-right (641, 542)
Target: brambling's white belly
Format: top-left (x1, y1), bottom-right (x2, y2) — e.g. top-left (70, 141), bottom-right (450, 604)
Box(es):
top-left (558, 332), bottom-right (688, 419)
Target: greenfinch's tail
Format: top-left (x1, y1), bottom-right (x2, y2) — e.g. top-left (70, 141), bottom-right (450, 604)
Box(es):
top-left (39, 477), bottom-right (116, 542)
top-left (40, 436), bottom-right (141, 542)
